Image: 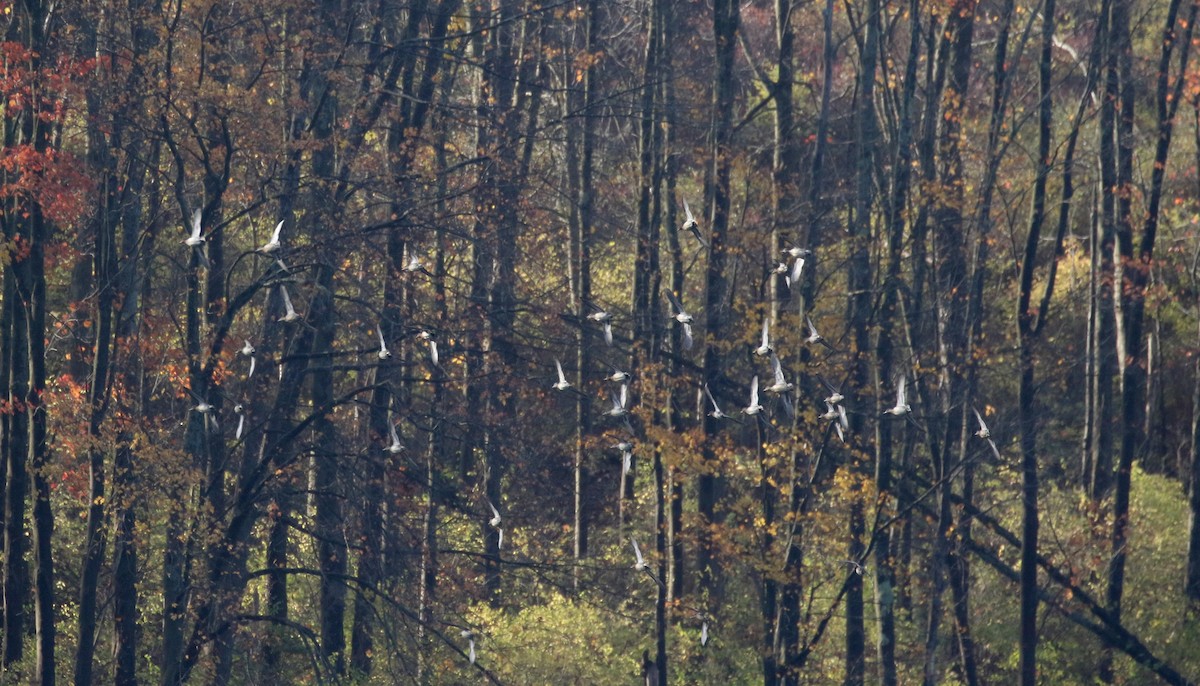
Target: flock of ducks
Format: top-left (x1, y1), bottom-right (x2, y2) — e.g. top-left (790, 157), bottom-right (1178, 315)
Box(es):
top-left (178, 199), bottom-right (1002, 670)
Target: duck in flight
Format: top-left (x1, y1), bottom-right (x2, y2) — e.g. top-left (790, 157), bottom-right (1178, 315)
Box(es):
top-left (682, 199), bottom-right (709, 248)
top-left (603, 361), bottom-right (631, 383)
top-left (487, 499), bottom-right (504, 550)
top-left (184, 208), bottom-right (205, 247)
top-left (788, 256), bottom-right (805, 288)
top-left (278, 284), bottom-right (301, 323)
top-left (703, 383), bottom-right (740, 423)
top-left (376, 327), bottom-right (392, 360)
top-left (460, 629), bottom-right (476, 664)
top-left (821, 401), bottom-right (848, 443)
top-left (386, 419), bottom-right (405, 454)
top-left (258, 220), bottom-right (284, 254)
top-left (818, 374), bottom-right (844, 406)
top-left (553, 359), bottom-right (573, 392)
top-left (804, 315), bottom-right (836, 352)
top-left (240, 340), bottom-right (257, 378)
top-left (666, 291), bottom-right (693, 324)
top-left (765, 353), bottom-right (794, 394)
top-left (742, 376), bottom-right (763, 416)
top-left (586, 306), bottom-right (614, 346)
top-left (883, 376), bottom-right (924, 431)
top-left (883, 376), bottom-right (910, 418)
top-left (973, 406), bottom-right (1002, 461)
top-left (754, 317), bottom-right (773, 357)
top-left (630, 536), bottom-right (665, 588)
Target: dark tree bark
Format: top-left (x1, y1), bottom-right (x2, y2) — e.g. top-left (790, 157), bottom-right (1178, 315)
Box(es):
top-left (911, 476), bottom-right (1196, 686)
top-left (258, 104), bottom-right (304, 686)
top-left (468, 0), bottom-right (524, 603)
top-left (74, 55), bottom-right (120, 686)
top-left (1105, 0), bottom-right (1195, 678)
top-left (780, 1), bottom-right (834, 680)
top-left (311, 262), bottom-right (346, 675)
top-left (0, 3), bottom-right (58, 680)
top-left (660, 0), bottom-right (684, 603)
top-left (74, 2), bottom-right (156, 680)
top-left (765, 0), bottom-right (799, 681)
top-left (872, 0), bottom-right (922, 680)
top-left (1088, 0), bottom-right (1118, 500)
top-left (305, 8), bottom-right (346, 667)
top-left (844, 1), bottom-right (882, 683)
top-left (921, 4), bottom-right (975, 685)
top-left (0, 154), bottom-right (29, 677)
top-left (1187, 94), bottom-right (1200, 606)
top-left (1101, 2), bottom-right (1137, 671)
top-left (950, 0), bottom-right (1025, 679)
top-left (698, 0), bottom-right (739, 599)
top-left (1016, 3), bottom-right (1056, 682)
top-left (564, 0), bottom-right (598, 586)
top-left (1190, 306), bottom-right (1200, 602)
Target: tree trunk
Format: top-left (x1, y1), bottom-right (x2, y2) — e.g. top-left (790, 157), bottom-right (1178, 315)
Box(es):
top-left (74, 91), bottom-right (119, 686)
top-left (1105, 0), bottom-right (1195, 677)
top-left (564, 0), bottom-right (598, 586)
top-left (470, 0), bottom-right (522, 602)
top-left (1102, 1), bottom-right (1137, 670)
top-left (1187, 97), bottom-right (1200, 606)
top-left (922, 4), bottom-right (975, 684)
top-left (306, 17), bottom-right (347, 666)
top-left (2, 4), bottom-right (56, 679)
top-left (873, 0), bottom-right (921, 679)
top-left (1089, 0), bottom-right (1118, 500)
top-left (779, 1), bottom-right (834, 680)
top-left (845, 0), bottom-right (881, 682)
top-left (112, 127), bottom-right (157, 686)
top-left (1189, 317), bottom-right (1200, 602)
top-left (1, 184), bottom-right (29, 676)
top-left (312, 260), bottom-right (346, 675)
top-left (698, 0), bottom-right (738, 599)
top-left (1016, 4), bottom-right (1059, 682)
top-left (258, 102), bottom-right (304, 685)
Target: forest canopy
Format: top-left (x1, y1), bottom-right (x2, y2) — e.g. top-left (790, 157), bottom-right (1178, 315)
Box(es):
top-left (0, 0), bottom-right (1198, 684)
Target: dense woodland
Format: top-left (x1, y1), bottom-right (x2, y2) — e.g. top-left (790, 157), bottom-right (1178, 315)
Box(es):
top-left (3, 0), bottom-right (1200, 683)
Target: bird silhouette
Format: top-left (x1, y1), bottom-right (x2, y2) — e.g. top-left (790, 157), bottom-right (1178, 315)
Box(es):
top-left (804, 315), bottom-right (836, 352)
top-left (376, 327), bottom-right (392, 360)
top-left (973, 406), bottom-right (1002, 461)
top-left (184, 208), bottom-right (205, 247)
top-left (743, 376), bottom-right (763, 416)
top-left (487, 499), bottom-right (504, 550)
top-left (681, 198), bottom-right (709, 248)
top-left (258, 220), bottom-right (284, 253)
top-left (278, 285), bottom-right (301, 323)
top-left (630, 537), bottom-right (665, 588)
top-left (754, 317), bottom-right (773, 357)
top-left (765, 353), bottom-right (794, 394)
